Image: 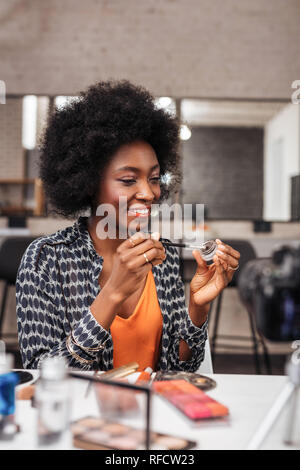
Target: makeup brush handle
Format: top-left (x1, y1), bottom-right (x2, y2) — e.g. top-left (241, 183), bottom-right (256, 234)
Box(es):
top-left (161, 241), bottom-right (187, 248)
top-left (161, 241), bottom-right (202, 250)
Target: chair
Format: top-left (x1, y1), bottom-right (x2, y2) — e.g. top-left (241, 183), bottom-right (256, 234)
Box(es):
top-left (180, 240), bottom-right (271, 374)
top-left (0, 236), bottom-right (37, 341)
top-left (209, 239), bottom-right (271, 374)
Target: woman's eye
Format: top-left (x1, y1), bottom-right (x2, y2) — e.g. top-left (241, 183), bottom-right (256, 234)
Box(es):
top-left (118, 177), bottom-right (160, 186)
top-left (150, 177), bottom-right (160, 183)
top-left (119, 179), bottom-right (136, 185)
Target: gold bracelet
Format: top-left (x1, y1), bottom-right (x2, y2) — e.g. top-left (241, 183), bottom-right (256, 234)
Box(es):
top-left (66, 335), bottom-right (95, 365)
top-left (70, 332), bottom-right (105, 352)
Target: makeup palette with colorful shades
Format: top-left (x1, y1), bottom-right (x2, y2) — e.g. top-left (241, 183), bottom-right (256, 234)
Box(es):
top-left (153, 379), bottom-right (229, 421)
top-left (71, 416), bottom-right (196, 450)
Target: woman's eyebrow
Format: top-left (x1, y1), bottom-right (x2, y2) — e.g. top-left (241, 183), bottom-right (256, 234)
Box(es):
top-left (114, 164), bottom-right (160, 173)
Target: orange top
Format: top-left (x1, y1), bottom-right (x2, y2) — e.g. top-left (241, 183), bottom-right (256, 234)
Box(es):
top-left (110, 271), bottom-right (163, 372)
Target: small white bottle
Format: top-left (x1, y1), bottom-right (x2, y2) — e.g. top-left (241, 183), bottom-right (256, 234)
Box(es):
top-left (35, 356), bottom-right (71, 449)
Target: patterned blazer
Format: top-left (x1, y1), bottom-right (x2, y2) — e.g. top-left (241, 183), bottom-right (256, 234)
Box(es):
top-left (16, 217), bottom-right (208, 371)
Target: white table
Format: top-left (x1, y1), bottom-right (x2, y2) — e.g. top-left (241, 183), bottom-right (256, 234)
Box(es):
top-left (2, 373), bottom-right (299, 450)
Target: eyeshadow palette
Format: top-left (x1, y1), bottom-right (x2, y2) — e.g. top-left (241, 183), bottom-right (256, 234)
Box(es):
top-left (71, 416), bottom-right (196, 450)
top-left (154, 371), bottom-right (216, 391)
top-left (153, 379), bottom-right (229, 421)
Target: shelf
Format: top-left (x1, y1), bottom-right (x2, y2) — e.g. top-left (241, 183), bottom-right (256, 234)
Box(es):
top-left (0, 178), bottom-right (45, 216)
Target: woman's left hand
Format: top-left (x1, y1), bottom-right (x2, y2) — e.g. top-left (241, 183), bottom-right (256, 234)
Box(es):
top-left (189, 239), bottom-right (241, 307)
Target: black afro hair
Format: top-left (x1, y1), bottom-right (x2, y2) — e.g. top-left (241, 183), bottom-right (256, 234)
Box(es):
top-left (39, 80), bottom-right (181, 218)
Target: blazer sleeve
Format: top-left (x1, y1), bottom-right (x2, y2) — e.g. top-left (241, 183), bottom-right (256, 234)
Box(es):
top-left (16, 247), bottom-right (111, 370)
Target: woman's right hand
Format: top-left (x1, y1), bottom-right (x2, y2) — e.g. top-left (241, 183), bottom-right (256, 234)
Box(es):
top-left (105, 231), bottom-right (166, 302)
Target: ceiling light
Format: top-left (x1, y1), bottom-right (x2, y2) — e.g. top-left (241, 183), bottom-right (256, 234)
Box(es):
top-left (155, 97), bottom-right (172, 109)
top-left (180, 124), bottom-right (192, 141)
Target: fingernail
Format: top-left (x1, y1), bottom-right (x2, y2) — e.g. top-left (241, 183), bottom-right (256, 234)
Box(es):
top-left (216, 249), bottom-right (224, 255)
top-left (218, 244), bottom-right (226, 251)
top-left (151, 232), bottom-right (160, 241)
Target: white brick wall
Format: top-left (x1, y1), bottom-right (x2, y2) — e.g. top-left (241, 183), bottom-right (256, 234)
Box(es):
top-left (0, 0), bottom-right (299, 99)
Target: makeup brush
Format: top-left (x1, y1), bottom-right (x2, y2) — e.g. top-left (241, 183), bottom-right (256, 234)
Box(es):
top-left (138, 232), bottom-right (218, 262)
top-left (100, 362), bottom-right (139, 379)
top-left (143, 231), bottom-right (217, 256)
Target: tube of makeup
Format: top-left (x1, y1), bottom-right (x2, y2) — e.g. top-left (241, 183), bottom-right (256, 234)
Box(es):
top-left (136, 367), bottom-right (153, 384)
top-left (126, 367), bottom-right (153, 385)
top-left (126, 372), bottom-right (141, 384)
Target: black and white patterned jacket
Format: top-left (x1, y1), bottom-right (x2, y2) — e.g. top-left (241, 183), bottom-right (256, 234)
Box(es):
top-left (16, 217), bottom-right (207, 371)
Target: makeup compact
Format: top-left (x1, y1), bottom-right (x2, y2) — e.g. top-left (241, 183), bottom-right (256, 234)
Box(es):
top-left (71, 416), bottom-right (196, 450)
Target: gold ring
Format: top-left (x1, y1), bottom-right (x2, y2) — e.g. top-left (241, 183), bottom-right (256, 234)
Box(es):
top-left (228, 264), bottom-right (239, 271)
top-left (143, 253), bottom-right (153, 266)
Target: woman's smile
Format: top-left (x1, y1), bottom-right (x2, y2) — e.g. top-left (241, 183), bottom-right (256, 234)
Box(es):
top-left (127, 204), bottom-right (152, 218)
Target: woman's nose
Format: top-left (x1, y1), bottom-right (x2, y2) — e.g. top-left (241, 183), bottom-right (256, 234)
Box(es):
top-left (135, 182), bottom-right (155, 201)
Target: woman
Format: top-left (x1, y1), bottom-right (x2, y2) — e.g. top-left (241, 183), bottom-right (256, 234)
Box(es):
top-left (16, 80), bottom-right (240, 371)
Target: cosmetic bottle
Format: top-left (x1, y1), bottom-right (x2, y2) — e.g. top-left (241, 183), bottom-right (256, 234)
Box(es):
top-left (0, 341), bottom-right (19, 440)
top-left (35, 356), bottom-right (71, 449)
top-left (199, 240), bottom-right (218, 262)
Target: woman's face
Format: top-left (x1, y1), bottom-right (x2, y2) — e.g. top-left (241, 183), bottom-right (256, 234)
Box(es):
top-left (95, 140), bottom-right (161, 236)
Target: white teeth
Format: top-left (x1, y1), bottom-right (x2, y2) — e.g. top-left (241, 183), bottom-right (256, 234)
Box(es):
top-left (128, 208), bottom-right (149, 213)
top-left (128, 208), bottom-right (150, 216)
top-left (130, 211), bottom-right (148, 214)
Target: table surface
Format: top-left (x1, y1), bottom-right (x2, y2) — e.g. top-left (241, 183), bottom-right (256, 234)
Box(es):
top-left (2, 372), bottom-right (300, 450)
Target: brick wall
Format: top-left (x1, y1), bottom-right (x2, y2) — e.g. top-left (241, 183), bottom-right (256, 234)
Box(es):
top-left (0, 98), bottom-right (23, 178)
top-left (0, 98), bottom-right (23, 206)
top-left (0, 0), bottom-right (299, 99)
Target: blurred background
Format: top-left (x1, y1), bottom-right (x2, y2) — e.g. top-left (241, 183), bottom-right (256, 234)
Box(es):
top-left (0, 0), bottom-right (299, 373)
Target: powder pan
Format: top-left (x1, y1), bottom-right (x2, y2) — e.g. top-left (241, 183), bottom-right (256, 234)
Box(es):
top-left (154, 371), bottom-right (216, 391)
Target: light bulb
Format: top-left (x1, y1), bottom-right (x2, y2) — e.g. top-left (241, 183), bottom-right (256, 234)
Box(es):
top-left (180, 124), bottom-right (192, 141)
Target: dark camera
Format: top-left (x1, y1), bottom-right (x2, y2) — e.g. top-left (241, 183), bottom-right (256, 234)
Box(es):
top-left (238, 245), bottom-right (300, 342)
